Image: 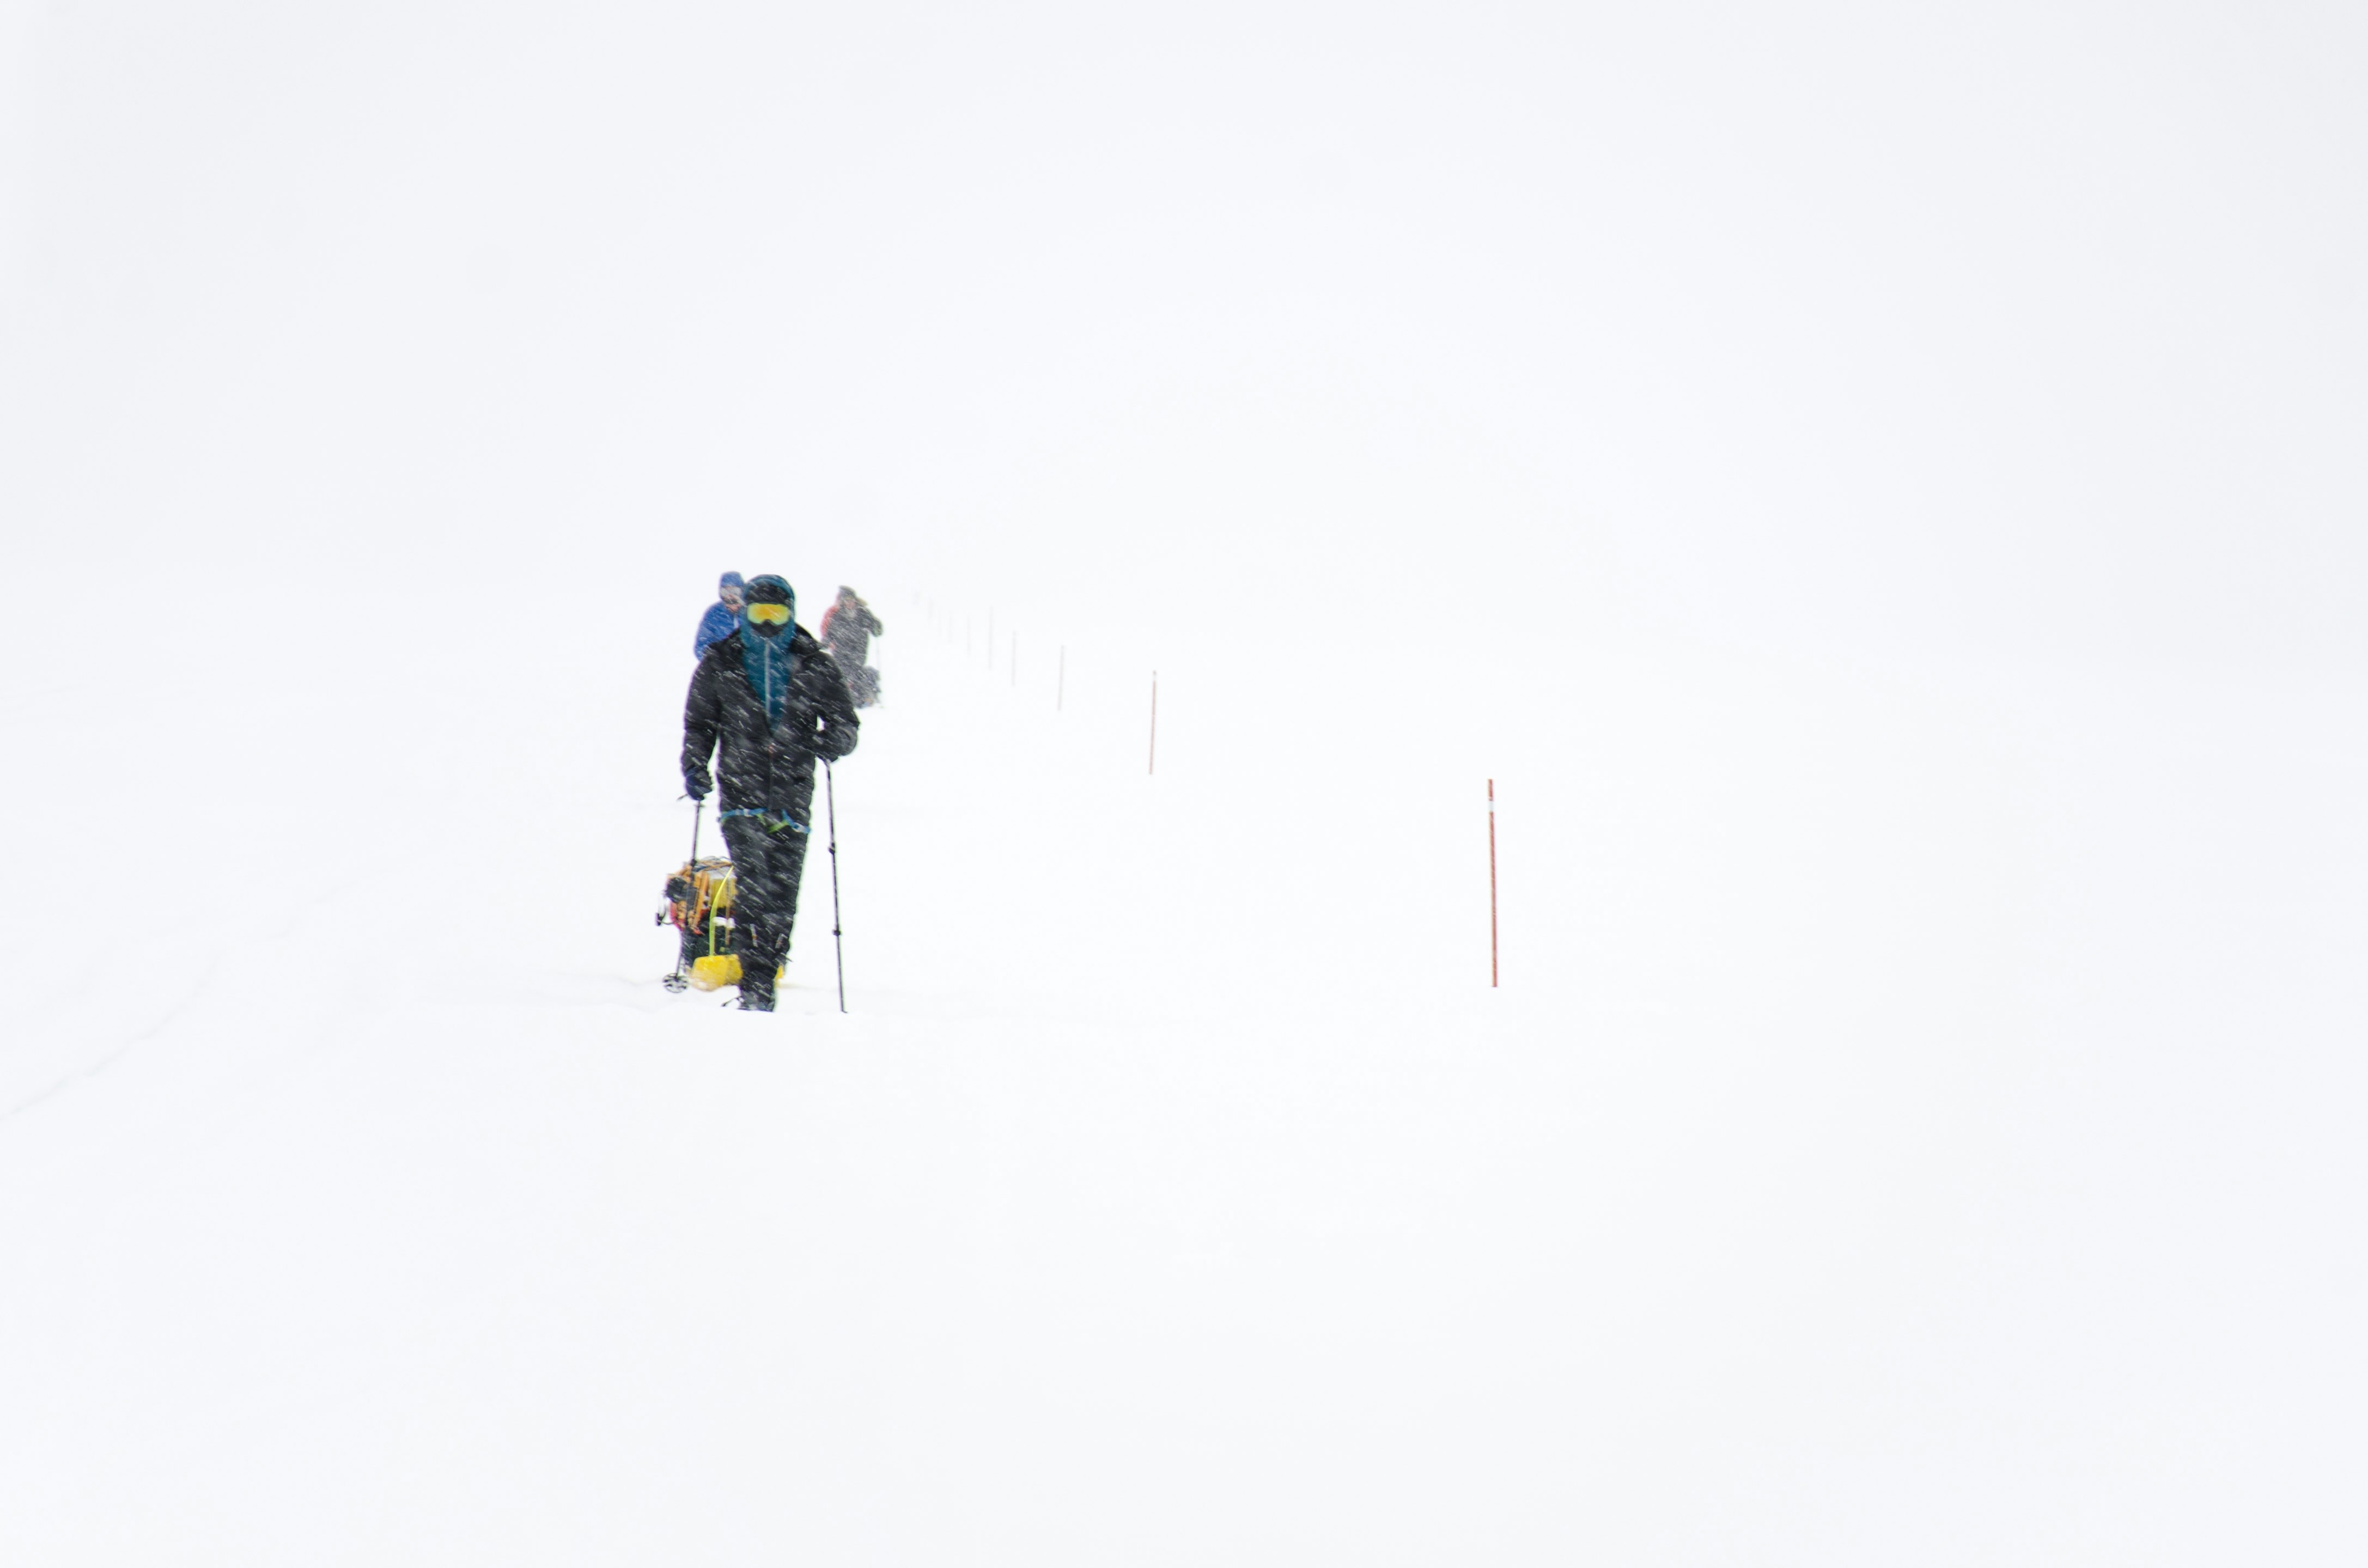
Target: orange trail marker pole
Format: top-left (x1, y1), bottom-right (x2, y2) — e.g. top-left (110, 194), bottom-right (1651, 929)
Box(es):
top-left (1488, 779), bottom-right (1499, 987)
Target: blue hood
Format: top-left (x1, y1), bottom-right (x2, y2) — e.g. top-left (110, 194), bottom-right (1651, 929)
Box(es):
top-left (738, 576), bottom-right (797, 722)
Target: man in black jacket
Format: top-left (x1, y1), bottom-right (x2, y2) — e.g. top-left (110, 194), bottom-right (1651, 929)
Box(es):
top-left (681, 573), bottom-right (860, 1011)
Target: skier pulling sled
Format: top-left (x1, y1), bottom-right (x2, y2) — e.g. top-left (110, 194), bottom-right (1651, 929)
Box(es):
top-left (668, 573), bottom-right (860, 1011)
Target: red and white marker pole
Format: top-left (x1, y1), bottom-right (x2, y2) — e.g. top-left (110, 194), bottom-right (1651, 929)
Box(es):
top-left (1488, 779), bottom-right (1499, 987)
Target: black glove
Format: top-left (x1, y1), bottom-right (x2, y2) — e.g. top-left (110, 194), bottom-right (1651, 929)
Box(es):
top-left (685, 768), bottom-right (711, 802)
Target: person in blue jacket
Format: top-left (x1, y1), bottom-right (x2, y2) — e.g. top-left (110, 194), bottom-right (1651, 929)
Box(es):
top-left (693, 572), bottom-right (745, 658)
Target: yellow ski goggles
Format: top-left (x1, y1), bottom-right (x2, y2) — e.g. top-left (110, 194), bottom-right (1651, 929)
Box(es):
top-left (745, 602), bottom-right (792, 627)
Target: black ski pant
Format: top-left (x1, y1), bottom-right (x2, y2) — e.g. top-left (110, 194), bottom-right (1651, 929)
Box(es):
top-left (721, 810), bottom-right (812, 1003)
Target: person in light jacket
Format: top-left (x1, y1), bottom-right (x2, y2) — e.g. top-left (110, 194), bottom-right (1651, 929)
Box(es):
top-left (817, 584), bottom-right (884, 707)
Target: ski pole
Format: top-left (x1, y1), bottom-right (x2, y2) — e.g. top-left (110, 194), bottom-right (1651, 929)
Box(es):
top-left (825, 760), bottom-right (846, 1014)
top-left (666, 797), bottom-right (705, 992)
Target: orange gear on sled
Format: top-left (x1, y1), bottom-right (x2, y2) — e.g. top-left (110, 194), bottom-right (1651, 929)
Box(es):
top-left (659, 857), bottom-right (786, 992)
top-left (662, 858), bottom-right (742, 988)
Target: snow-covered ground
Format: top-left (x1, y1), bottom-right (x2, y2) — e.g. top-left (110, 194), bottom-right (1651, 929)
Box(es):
top-left (4, 3), bottom-right (2366, 1562)
top-left (2, 573), bottom-right (2360, 1563)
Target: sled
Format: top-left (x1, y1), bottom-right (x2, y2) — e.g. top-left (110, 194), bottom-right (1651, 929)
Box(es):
top-left (658, 857), bottom-right (743, 991)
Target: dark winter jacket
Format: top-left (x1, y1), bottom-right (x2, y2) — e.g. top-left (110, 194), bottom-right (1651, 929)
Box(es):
top-left (681, 627), bottom-right (859, 814)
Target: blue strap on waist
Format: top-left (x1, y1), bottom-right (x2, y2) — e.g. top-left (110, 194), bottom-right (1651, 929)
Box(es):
top-left (719, 809), bottom-right (808, 834)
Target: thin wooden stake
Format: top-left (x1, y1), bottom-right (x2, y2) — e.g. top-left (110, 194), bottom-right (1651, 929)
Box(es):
top-left (1488, 778), bottom-right (1499, 987)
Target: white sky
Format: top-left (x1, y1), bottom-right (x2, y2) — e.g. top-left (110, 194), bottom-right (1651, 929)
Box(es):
top-left (5, 0), bottom-right (2363, 686)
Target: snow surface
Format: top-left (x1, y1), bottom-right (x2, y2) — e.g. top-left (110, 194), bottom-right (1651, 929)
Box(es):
top-left (4, 2), bottom-right (2367, 1562)
top-left (2, 591), bottom-right (2361, 1563)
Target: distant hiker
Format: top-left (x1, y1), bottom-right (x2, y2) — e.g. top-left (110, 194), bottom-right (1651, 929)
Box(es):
top-left (692, 572), bottom-right (746, 660)
top-left (681, 575), bottom-right (860, 1011)
top-left (817, 585), bottom-right (884, 708)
